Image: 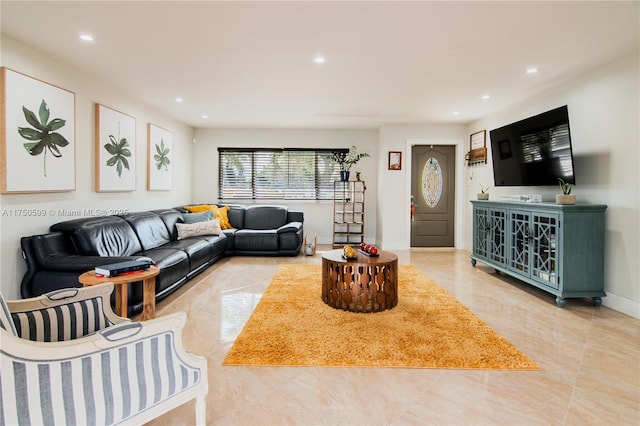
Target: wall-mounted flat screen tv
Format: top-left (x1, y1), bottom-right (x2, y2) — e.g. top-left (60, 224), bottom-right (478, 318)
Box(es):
top-left (490, 105), bottom-right (576, 186)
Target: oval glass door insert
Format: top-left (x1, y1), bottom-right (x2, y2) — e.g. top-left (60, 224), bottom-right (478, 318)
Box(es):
top-left (422, 157), bottom-right (443, 208)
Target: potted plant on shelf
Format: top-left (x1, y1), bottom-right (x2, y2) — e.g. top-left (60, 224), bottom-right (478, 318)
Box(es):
top-left (556, 178), bottom-right (576, 205)
top-left (332, 146), bottom-right (370, 181)
top-left (477, 184), bottom-right (490, 200)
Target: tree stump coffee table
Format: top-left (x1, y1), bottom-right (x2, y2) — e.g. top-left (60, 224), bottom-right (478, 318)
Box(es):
top-left (321, 249), bottom-right (398, 313)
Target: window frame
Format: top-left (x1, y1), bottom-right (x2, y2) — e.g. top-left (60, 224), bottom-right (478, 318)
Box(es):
top-left (218, 147), bottom-right (348, 201)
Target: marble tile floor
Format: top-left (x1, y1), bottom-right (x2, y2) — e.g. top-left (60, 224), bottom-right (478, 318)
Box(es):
top-left (145, 247), bottom-right (639, 426)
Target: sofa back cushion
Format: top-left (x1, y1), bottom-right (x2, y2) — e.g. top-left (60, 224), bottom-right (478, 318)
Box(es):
top-left (243, 205), bottom-right (288, 230)
top-left (152, 209), bottom-right (184, 240)
top-left (122, 211), bottom-right (171, 250)
top-left (224, 205), bottom-right (246, 229)
top-left (51, 217), bottom-right (142, 257)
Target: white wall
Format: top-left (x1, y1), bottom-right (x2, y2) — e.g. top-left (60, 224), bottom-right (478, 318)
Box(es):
top-left (0, 35), bottom-right (195, 299)
top-left (376, 124), bottom-right (468, 249)
top-left (192, 128), bottom-right (379, 245)
top-left (464, 51), bottom-right (640, 317)
top-left (1, 35), bottom-right (637, 318)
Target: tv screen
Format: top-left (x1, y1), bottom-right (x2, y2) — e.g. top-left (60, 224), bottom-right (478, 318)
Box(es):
top-left (490, 105), bottom-right (576, 186)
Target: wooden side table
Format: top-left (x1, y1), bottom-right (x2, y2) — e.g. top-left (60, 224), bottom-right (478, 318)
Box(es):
top-left (321, 249), bottom-right (398, 313)
top-left (79, 265), bottom-right (160, 320)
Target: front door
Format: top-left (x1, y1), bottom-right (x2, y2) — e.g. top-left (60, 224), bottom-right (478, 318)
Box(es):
top-left (411, 145), bottom-right (455, 247)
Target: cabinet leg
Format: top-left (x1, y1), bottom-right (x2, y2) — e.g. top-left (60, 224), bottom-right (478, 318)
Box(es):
top-left (555, 297), bottom-right (566, 308)
top-left (592, 297), bottom-right (602, 307)
top-left (471, 258), bottom-right (477, 267)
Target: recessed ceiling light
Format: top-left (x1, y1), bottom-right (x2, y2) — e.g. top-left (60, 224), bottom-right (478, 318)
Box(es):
top-left (481, 94), bottom-right (491, 100)
top-left (79, 33), bottom-right (94, 42)
top-left (201, 114), bottom-right (209, 119)
top-left (175, 97), bottom-right (183, 103)
top-left (526, 67), bottom-right (538, 74)
top-left (313, 56), bottom-right (326, 64)
top-left (452, 111), bottom-right (460, 116)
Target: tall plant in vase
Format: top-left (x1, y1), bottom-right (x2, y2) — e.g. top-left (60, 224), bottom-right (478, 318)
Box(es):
top-left (332, 146), bottom-right (370, 181)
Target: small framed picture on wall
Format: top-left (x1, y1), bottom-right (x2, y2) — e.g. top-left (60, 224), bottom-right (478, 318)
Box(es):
top-left (388, 151), bottom-right (402, 170)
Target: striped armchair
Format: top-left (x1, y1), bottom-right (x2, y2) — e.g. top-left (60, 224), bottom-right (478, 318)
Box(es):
top-left (0, 283), bottom-right (208, 425)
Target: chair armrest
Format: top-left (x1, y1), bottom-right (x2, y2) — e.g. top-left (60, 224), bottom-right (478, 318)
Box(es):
top-left (1, 312), bottom-right (208, 426)
top-left (277, 221), bottom-right (302, 234)
top-left (6, 283), bottom-right (129, 341)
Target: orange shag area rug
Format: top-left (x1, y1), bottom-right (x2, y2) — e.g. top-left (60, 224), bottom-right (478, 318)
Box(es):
top-left (223, 264), bottom-right (539, 370)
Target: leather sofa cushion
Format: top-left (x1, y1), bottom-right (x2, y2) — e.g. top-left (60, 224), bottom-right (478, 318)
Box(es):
top-left (122, 212), bottom-right (171, 251)
top-left (243, 206), bottom-right (287, 230)
top-left (225, 205), bottom-right (246, 229)
top-left (234, 229), bottom-right (278, 251)
top-left (136, 247), bottom-right (189, 293)
top-left (153, 209), bottom-right (184, 240)
top-left (163, 239), bottom-right (211, 270)
top-left (51, 217), bottom-right (142, 257)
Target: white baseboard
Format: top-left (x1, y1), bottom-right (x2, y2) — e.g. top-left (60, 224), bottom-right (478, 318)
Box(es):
top-left (602, 292), bottom-right (640, 319)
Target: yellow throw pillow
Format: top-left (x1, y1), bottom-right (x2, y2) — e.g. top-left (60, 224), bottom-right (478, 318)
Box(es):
top-left (183, 204), bottom-right (215, 213)
top-left (213, 205), bottom-right (233, 230)
top-left (184, 204), bottom-right (233, 229)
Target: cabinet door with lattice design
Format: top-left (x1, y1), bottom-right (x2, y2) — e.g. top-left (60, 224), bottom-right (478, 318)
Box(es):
top-left (530, 212), bottom-right (560, 289)
top-left (473, 206), bottom-right (490, 260)
top-left (489, 208), bottom-right (507, 266)
top-left (508, 209), bottom-right (531, 275)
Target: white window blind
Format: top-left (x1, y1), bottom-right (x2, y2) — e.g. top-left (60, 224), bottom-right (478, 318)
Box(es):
top-left (218, 148), bottom-right (347, 200)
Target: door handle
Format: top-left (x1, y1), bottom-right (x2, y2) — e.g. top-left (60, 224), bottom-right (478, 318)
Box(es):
top-left (410, 195), bottom-right (415, 222)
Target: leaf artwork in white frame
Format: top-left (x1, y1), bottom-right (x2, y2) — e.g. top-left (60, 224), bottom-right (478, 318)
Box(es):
top-left (1, 67), bottom-right (76, 193)
top-left (95, 103), bottom-right (136, 192)
top-left (147, 123), bottom-right (173, 191)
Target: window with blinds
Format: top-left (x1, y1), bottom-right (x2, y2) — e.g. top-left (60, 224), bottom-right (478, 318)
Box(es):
top-left (218, 148), bottom-right (347, 200)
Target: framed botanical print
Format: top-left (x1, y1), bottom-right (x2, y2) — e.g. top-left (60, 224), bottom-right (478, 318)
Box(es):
top-left (147, 123), bottom-right (173, 191)
top-left (95, 103), bottom-right (136, 192)
top-left (1, 67), bottom-right (76, 193)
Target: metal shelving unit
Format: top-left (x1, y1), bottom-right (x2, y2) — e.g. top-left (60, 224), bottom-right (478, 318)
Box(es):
top-left (332, 180), bottom-right (365, 247)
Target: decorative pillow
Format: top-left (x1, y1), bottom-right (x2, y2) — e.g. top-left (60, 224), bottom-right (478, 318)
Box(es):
top-left (176, 219), bottom-right (222, 240)
top-left (183, 210), bottom-right (214, 224)
top-left (183, 204), bottom-right (216, 214)
top-left (184, 204), bottom-right (233, 229)
top-left (214, 205), bottom-right (233, 230)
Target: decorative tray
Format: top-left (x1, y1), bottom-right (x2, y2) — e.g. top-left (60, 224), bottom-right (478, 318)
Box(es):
top-left (357, 249), bottom-right (379, 257)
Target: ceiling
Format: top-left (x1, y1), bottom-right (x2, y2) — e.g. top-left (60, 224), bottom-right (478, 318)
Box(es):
top-left (2, 1), bottom-right (638, 129)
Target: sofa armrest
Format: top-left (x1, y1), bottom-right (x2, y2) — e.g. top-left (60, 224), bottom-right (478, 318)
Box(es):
top-left (277, 221), bottom-right (302, 234)
top-left (287, 211), bottom-right (304, 223)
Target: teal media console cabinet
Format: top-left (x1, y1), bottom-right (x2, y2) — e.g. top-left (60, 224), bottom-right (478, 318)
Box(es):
top-left (470, 200), bottom-right (607, 307)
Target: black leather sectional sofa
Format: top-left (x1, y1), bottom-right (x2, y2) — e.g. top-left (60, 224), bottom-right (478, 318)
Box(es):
top-left (20, 204), bottom-right (303, 315)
